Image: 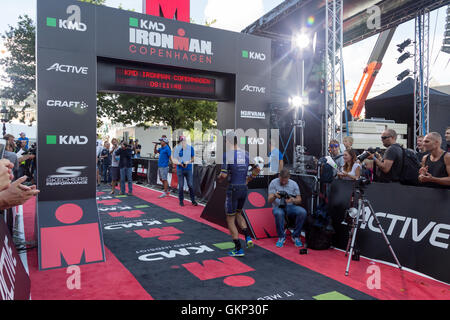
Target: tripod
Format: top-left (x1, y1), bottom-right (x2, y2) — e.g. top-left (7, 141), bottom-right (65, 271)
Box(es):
top-left (344, 188), bottom-right (402, 276)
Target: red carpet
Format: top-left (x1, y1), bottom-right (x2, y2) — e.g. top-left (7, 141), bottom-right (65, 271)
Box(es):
top-left (21, 184), bottom-right (449, 300)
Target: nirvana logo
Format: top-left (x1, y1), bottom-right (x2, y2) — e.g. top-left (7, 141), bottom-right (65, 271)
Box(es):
top-left (129, 17), bottom-right (213, 64)
top-left (46, 5), bottom-right (87, 32)
top-left (240, 110), bottom-right (266, 120)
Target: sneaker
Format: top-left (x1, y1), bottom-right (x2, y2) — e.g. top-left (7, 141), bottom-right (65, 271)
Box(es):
top-left (158, 192), bottom-right (168, 198)
top-left (179, 201), bottom-right (184, 207)
top-left (293, 237), bottom-right (303, 247)
top-left (192, 201), bottom-right (198, 206)
top-left (246, 236), bottom-right (254, 248)
top-left (228, 248), bottom-right (244, 257)
top-left (276, 237), bottom-right (286, 248)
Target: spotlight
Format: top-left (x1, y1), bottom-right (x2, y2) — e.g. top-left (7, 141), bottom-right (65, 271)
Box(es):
top-left (396, 69), bottom-right (410, 81)
top-left (292, 33), bottom-right (310, 50)
top-left (397, 39), bottom-right (412, 53)
top-left (397, 52), bottom-right (412, 64)
top-left (289, 96), bottom-right (303, 108)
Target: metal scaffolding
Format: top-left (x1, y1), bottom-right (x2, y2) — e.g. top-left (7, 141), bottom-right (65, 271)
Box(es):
top-left (324, 0), bottom-right (344, 155)
top-left (414, 9), bottom-right (430, 149)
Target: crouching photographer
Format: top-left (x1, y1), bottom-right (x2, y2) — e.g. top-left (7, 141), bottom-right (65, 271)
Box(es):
top-left (268, 168), bottom-right (307, 248)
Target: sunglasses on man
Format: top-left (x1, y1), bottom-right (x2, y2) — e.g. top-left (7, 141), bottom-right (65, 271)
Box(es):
top-left (381, 136), bottom-right (392, 140)
top-left (329, 144), bottom-right (339, 148)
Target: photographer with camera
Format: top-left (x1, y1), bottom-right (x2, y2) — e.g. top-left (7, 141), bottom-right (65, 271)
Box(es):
top-left (367, 129), bottom-right (403, 183)
top-left (115, 141), bottom-right (133, 195)
top-left (268, 168), bottom-right (307, 248)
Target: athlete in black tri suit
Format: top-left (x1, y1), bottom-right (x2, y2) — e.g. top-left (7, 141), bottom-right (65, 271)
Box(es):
top-left (218, 132), bottom-right (260, 257)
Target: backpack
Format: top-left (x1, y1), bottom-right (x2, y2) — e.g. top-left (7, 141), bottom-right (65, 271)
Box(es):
top-left (399, 146), bottom-right (421, 185)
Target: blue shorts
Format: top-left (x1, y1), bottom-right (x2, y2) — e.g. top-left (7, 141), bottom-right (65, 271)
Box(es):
top-left (225, 185), bottom-right (248, 216)
top-left (158, 167), bottom-right (169, 181)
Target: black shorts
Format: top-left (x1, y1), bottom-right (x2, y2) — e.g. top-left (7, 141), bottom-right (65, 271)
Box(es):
top-left (225, 185), bottom-right (248, 216)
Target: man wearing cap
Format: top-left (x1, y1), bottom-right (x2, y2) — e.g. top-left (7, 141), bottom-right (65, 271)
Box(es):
top-left (154, 136), bottom-right (171, 198)
top-left (217, 132), bottom-right (260, 257)
top-left (18, 132), bottom-right (29, 149)
top-left (172, 136), bottom-right (198, 206)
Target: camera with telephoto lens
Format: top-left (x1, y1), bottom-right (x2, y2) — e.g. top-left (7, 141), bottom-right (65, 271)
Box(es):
top-left (357, 147), bottom-right (381, 162)
top-left (278, 190), bottom-right (295, 209)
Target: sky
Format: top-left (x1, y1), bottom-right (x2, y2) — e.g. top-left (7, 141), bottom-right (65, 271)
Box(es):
top-left (0, 0), bottom-right (449, 98)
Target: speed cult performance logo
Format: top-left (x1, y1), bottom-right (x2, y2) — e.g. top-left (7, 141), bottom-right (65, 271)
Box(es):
top-left (46, 166), bottom-right (88, 186)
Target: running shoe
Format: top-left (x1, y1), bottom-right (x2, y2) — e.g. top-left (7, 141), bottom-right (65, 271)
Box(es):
top-left (276, 237), bottom-right (286, 248)
top-left (293, 237), bottom-right (303, 247)
top-left (246, 236), bottom-right (254, 248)
top-left (158, 192), bottom-right (168, 198)
top-left (228, 248), bottom-right (245, 257)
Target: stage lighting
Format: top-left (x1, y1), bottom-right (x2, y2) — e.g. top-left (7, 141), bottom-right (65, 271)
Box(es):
top-left (396, 69), bottom-right (410, 81)
top-left (397, 52), bottom-right (412, 64)
top-left (397, 39), bottom-right (412, 53)
top-left (289, 96), bottom-right (303, 108)
top-left (292, 33), bottom-right (310, 50)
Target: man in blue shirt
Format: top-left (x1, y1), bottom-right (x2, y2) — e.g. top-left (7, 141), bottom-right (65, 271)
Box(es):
top-left (172, 136), bottom-right (198, 207)
top-left (154, 136), bottom-right (172, 198)
top-left (268, 137), bottom-right (284, 175)
top-left (17, 132), bottom-right (29, 149)
top-left (218, 132), bottom-right (259, 257)
top-left (115, 141), bottom-right (133, 195)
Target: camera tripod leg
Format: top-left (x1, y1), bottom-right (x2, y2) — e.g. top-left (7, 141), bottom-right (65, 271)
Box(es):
top-left (345, 218), bottom-right (356, 257)
top-left (365, 201), bottom-right (402, 270)
top-left (345, 199), bottom-right (362, 276)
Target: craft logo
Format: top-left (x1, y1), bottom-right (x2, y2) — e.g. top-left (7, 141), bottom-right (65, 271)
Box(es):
top-left (46, 166), bottom-right (88, 186)
top-left (0, 236), bottom-right (17, 300)
top-left (46, 135), bottom-right (88, 145)
top-left (241, 84), bottom-right (266, 94)
top-left (46, 100), bottom-right (88, 109)
top-left (129, 17), bottom-right (213, 64)
top-left (46, 63), bottom-right (88, 75)
top-left (46, 5), bottom-right (87, 32)
top-left (242, 50), bottom-right (266, 61)
top-left (240, 110), bottom-right (266, 120)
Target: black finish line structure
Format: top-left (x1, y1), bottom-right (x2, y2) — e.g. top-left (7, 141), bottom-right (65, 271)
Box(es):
top-left (36, 0), bottom-right (271, 270)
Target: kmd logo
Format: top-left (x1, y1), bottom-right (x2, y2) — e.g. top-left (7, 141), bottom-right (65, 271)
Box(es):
top-left (46, 135), bottom-right (88, 145)
top-left (46, 166), bottom-right (88, 186)
top-left (46, 63), bottom-right (88, 75)
top-left (242, 50), bottom-right (266, 61)
top-left (46, 100), bottom-right (88, 109)
top-left (46, 5), bottom-right (87, 32)
top-left (241, 85), bottom-right (266, 94)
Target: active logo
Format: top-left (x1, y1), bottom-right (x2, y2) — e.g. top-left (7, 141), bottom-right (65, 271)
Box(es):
top-left (46, 63), bottom-right (88, 75)
top-left (46, 5), bottom-right (87, 32)
top-left (241, 84), bottom-right (266, 94)
top-left (46, 166), bottom-right (88, 186)
top-left (242, 50), bottom-right (266, 61)
top-left (240, 110), bottom-right (266, 120)
top-left (46, 100), bottom-right (88, 109)
top-left (46, 135), bottom-right (88, 145)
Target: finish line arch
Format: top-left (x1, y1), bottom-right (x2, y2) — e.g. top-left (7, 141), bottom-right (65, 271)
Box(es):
top-left (36, 0), bottom-right (271, 270)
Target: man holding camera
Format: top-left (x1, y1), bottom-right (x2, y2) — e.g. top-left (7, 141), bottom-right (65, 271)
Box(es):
top-left (115, 141), bottom-right (133, 195)
top-left (268, 168), bottom-right (307, 248)
top-left (154, 136), bottom-right (171, 198)
top-left (368, 129), bottom-right (403, 182)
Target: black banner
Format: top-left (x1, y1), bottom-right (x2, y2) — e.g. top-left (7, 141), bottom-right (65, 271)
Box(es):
top-left (329, 180), bottom-right (450, 284)
top-left (0, 218), bottom-right (30, 300)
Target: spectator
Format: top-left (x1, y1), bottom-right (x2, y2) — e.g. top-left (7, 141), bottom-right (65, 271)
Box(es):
top-left (129, 139), bottom-right (136, 158)
top-left (17, 132), bottom-right (29, 149)
top-left (368, 129), bottom-right (403, 183)
top-left (342, 100), bottom-right (354, 123)
top-left (0, 159), bottom-right (39, 209)
top-left (343, 136), bottom-right (354, 150)
top-left (110, 138), bottom-right (120, 195)
top-left (115, 141), bottom-right (133, 195)
top-left (100, 141), bottom-right (111, 184)
top-left (337, 149), bottom-right (361, 180)
top-left (3, 135), bottom-right (19, 179)
top-left (96, 138), bottom-right (103, 187)
top-left (416, 135), bottom-right (428, 162)
top-left (445, 127), bottom-right (450, 152)
top-left (268, 168), bottom-right (307, 248)
top-left (172, 136), bottom-right (197, 207)
top-left (268, 137), bottom-right (283, 175)
top-left (134, 139), bottom-right (142, 158)
top-left (328, 139), bottom-right (344, 171)
top-left (418, 132), bottom-right (450, 188)
top-left (154, 136), bottom-right (171, 198)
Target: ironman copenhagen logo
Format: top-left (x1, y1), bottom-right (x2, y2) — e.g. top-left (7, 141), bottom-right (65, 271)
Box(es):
top-left (129, 17), bottom-right (213, 64)
top-left (46, 5), bottom-right (87, 32)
